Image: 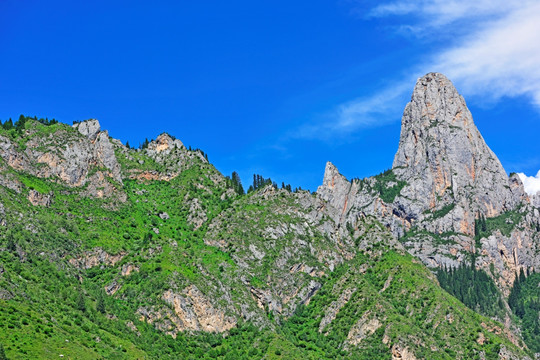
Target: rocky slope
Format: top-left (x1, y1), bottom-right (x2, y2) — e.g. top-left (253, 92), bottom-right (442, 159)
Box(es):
top-left (0, 74), bottom-right (538, 359)
top-left (318, 73), bottom-right (540, 292)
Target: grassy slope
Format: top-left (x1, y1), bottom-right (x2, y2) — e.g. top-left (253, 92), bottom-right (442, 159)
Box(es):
top-left (0, 120), bottom-right (533, 359)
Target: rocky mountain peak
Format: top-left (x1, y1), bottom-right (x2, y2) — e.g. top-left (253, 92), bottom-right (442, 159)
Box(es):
top-left (73, 119), bottom-right (101, 141)
top-left (392, 72), bottom-right (522, 220)
top-left (147, 133), bottom-right (184, 156)
top-left (317, 162), bottom-right (353, 221)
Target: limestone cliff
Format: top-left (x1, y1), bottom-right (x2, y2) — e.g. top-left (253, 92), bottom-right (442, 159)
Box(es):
top-left (393, 73), bottom-right (521, 222)
top-left (0, 119), bottom-right (123, 199)
top-left (318, 73), bottom-right (540, 288)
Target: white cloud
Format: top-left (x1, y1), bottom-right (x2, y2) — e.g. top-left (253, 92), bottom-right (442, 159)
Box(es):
top-left (366, 0), bottom-right (540, 106)
top-left (431, 2), bottom-right (540, 106)
top-left (517, 170), bottom-right (540, 196)
top-left (289, 81), bottom-right (411, 141)
top-left (368, 0), bottom-right (526, 30)
top-left (293, 0), bottom-right (540, 140)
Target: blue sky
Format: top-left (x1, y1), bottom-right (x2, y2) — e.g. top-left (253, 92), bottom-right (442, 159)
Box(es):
top-left (1, 0), bottom-right (540, 192)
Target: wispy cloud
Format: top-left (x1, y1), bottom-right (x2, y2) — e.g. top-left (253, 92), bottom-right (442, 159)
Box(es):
top-left (517, 171), bottom-right (540, 196)
top-left (426, 2), bottom-right (540, 106)
top-left (367, 0), bottom-right (526, 32)
top-left (295, 0), bottom-right (540, 140)
top-left (370, 0), bottom-right (540, 106)
top-left (289, 81), bottom-right (411, 141)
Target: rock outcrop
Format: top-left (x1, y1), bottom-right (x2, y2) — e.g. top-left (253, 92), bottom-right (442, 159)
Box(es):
top-left (530, 191), bottom-right (540, 208)
top-left (393, 73), bottom-right (521, 230)
top-left (69, 248), bottom-right (126, 269)
top-left (137, 286), bottom-right (236, 337)
top-left (146, 133), bottom-right (184, 157)
top-left (27, 189), bottom-right (53, 207)
top-left (317, 73), bottom-right (540, 288)
top-left (0, 119), bottom-right (123, 199)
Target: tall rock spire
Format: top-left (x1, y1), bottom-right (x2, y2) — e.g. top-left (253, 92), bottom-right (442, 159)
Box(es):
top-left (318, 72), bottom-right (537, 280)
top-left (393, 72), bottom-right (522, 220)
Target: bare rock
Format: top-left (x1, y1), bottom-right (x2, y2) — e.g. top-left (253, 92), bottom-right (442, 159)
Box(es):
top-left (73, 119), bottom-right (101, 140)
top-left (320, 287), bottom-right (356, 332)
top-left (316, 73), bottom-right (540, 287)
top-left (105, 280), bottom-right (121, 295)
top-left (0, 289), bottom-right (13, 300)
top-left (69, 248), bottom-right (126, 269)
top-left (390, 344), bottom-right (417, 360)
top-left (146, 133), bottom-right (183, 156)
top-left (530, 191), bottom-right (540, 208)
top-left (27, 189), bottom-right (53, 207)
top-left (126, 321), bottom-right (141, 336)
top-left (347, 311), bottom-right (382, 347)
top-left (393, 73), bottom-right (521, 226)
top-left (155, 286), bottom-right (236, 334)
top-left (121, 264), bottom-right (140, 276)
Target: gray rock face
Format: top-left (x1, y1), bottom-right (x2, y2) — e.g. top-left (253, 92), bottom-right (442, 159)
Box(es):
top-left (317, 72), bottom-right (540, 288)
top-left (73, 119), bottom-right (101, 141)
top-left (0, 119), bottom-right (123, 199)
top-left (93, 130), bottom-right (122, 182)
top-left (393, 73), bottom-right (520, 230)
top-left (122, 133), bottom-right (207, 179)
top-left (530, 191), bottom-right (540, 208)
top-left (146, 133), bottom-right (184, 157)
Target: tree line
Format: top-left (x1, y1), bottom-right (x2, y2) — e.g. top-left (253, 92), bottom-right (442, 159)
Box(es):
top-left (1, 115), bottom-right (58, 132)
top-left (508, 268), bottom-right (539, 353)
top-left (436, 256), bottom-right (504, 317)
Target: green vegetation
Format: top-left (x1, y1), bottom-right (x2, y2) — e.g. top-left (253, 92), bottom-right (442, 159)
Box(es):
top-left (372, 169), bottom-right (407, 203)
top-left (436, 259), bottom-right (505, 318)
top-left (0, 118), bottom-right (534, 359)
top-left (247, 173), bottom-right (277, 193)
top-left (225, 171), bottom-right (245, 195)
top-left (475, 209), bottom-right (524, 239)
top-left (279, 250), bottom-right (522, 359)
top-left (428, 203), bottom-right (455, 219)
top-left (508, 270), bottom-right (540, 353)
top-left (1, 115), bottom-right (58, 132)
top-left (399, 228), bottom-right (459, 246)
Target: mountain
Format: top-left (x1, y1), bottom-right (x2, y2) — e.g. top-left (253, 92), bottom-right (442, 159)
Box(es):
top-left (319, 73), bottom-right (540, 291)
top-left (0, 75), bottom-right (538, 359)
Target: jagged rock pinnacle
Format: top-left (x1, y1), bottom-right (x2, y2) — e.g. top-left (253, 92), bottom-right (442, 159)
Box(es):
top-left (392, 72), bottom-right (522, 223)
top-left (73, 119), bottom-right (101, 141)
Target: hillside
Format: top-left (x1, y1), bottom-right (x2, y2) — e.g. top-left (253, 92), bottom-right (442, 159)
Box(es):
top-left (0, 74), bottom-right (539, 359)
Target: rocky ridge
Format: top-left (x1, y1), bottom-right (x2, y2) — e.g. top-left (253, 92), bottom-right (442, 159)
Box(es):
top-left (0, 75), bottom-right (537, 359)
top-left (318, 73), bottom-right (540, 292)
top-left (0, 118), bottom-right (124, 199)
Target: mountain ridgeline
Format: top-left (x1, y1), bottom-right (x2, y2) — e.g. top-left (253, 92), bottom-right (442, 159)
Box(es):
top-left (0, 73), bottom-right (538, 359)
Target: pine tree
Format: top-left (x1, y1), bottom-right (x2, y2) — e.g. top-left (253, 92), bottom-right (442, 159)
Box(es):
top-left (140, 138), bottom-right (150, 150)
top-left (96, 291), bottom-right (106, 314)
top-left (519, 268), bottom-right (526, 284)
top-left (15, 114), bottom-right (26, 132)
top-left (481, 215), bottom-right (487, 232)
top-left (0, 343), bottom-right (7, 360)
top-left (3, 118), bottom-right (13, 130)
top-left (231, 171), bottom-right (244, 195)
top-left (125, 141), bottom-right (131, 149)
top-left (77, 290), bottom-right (86, 312)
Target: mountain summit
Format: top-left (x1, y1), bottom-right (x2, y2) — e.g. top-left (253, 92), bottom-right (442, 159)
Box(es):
top-left (0, 75), bottom-right (538, 359)
top-left (393, 72), bottom-right (525, 234)
top-left (318, 72), bottom-right (539, 280)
